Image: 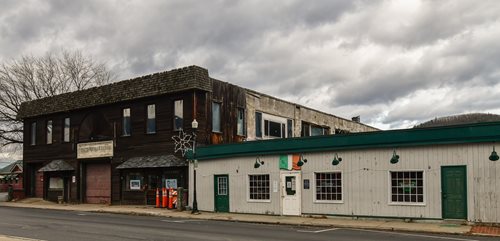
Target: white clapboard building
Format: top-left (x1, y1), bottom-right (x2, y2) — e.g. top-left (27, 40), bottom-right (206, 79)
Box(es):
top-left (189, 122), bottom-right (500, 224)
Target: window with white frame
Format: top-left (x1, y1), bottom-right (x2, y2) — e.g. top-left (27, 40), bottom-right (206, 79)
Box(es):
top-left (212, 102), bottom-right (221, 132)
top-left (237, 108), bottom-right (245, 136)
top-left (46, 120), bottom-right (52, 144)
top-left (248, 174), bottom-right (270, 200)
top-left (315, 172), bottom-right (342, 201)
top-left (174, 100), bottom-right (183, 131)
top-left (122, 108), bottom-right (131, 136)
top-left (302, 121), bottom-right (329, 137)
top-left (390, 171), bottom-right (424, 204)
top-left (63, 117), bottom-right (70, 142)
top-left (255, 112), bottom-right (290, 139)
top-left (146, 104), bottom-right (156, 134)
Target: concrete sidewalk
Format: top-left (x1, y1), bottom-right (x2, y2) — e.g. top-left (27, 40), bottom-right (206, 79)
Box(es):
top-left (1, 198), bottom-right (497, 237)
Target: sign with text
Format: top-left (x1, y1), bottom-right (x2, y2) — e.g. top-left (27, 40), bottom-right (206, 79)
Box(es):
top-left (77, 140), bottom-right (114, 159)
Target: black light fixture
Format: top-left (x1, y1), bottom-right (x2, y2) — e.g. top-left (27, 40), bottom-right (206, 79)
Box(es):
top-left (332, 153), bottom-right (342, 166)
top-left (254, 157), bottom-right (265, 168)
top-left (297, 154), bottom-right (308, 167)
top-left (489, 146), bottom-right (499, 161)
top-left (390, 150), bottom-right (400, 164)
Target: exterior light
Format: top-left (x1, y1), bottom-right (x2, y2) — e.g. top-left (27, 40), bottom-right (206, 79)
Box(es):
top-left (191, 119), bottom-right (198, 130)
top-left (390, 150), bottom-right (400, 164)
top-left (254, 157), bottom-right (264, 168)
top-left (297, 154), bottom-right (307, 167)
top-left (332, 153), bottom-right (342, 166)
top-left (489, 146), bottom-right (499, 161)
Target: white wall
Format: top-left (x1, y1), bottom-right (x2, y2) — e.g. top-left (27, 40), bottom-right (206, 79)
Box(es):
top-left (191, 142), bottom-right (500, 223)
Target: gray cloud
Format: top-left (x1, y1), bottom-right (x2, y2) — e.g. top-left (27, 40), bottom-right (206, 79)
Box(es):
top-left (1, 0), bottom-right (500, 130)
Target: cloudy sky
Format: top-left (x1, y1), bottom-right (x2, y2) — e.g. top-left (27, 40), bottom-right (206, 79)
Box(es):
top-left (2, 0), bottom-right (500, 133)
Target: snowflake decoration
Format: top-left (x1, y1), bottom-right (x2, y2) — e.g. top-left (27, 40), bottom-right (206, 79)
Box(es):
top-left (172, 129), bottom-right (195, 157)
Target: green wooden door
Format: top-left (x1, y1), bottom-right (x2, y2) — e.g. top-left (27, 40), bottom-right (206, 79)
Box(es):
top-left (441, 166), bottom-right (467, 219)
top-left (214, 175), bottom-right (229, 212)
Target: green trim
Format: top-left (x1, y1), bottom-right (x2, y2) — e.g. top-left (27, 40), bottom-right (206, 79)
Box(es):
top-left (441, 166), bottom-right (468, 219)
top-left (190, 122), bottom-right (500, 160)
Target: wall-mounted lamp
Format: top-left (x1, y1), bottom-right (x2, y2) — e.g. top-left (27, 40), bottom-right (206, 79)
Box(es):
top-left (489, 146), bottom-right (499, 161)
top-left (332, 153), bottom-right (342, 166)
top-left (254, 157), bottom-right (265, 168)
top-left (390, 150), bottom-right (400, 164)
top-left (297, 154), bottom-right (308, 167)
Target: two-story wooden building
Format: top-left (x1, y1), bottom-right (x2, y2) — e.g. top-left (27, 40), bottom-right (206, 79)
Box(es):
top-left (18, 65), bottom-right (376, 204)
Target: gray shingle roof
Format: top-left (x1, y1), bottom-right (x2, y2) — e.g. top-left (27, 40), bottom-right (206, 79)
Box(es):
top-left (38, 160), bottom-right (75, 172)
top-left (116, 155), bottom-right (186, 169)
top-left (18, 65), bottom-right (212, 119)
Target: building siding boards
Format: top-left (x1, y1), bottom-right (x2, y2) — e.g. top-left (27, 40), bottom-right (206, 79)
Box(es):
top-left (19, 65), bottom-right (377, 204)
top-left (191, 123), bottom-right (500, 224)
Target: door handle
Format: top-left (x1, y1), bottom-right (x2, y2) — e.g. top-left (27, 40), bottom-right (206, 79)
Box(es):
top-left (443, 194), bottom-right (447, 199)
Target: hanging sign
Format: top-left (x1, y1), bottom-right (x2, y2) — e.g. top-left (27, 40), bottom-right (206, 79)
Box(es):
top-left (77, 140), bottom-right (113, 159)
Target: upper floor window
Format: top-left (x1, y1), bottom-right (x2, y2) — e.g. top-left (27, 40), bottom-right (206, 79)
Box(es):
top-left (146, 104), bottom-right (156, 134)
top-left (63, 118), bottom-right (70, 142)
top-left (237, 108), bottom-right (245, 136)
top-left (212, 102), bottom-right (221, 132)
top-left (301, 122), bottom-right (329, 137)
top-left (46, 120), bottom-right (53, 144)
top-left (30, 122), bottom-right (36, 146)
top-left (255, 112), bottom-right (290, 139)
top-left (122, 108), bottom-right (131, 136)
top-left (174, 100), bottom-right (183, 131)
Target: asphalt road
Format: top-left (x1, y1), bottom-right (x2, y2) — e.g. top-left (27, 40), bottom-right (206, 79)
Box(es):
top-left (0, 206), bottom-right (496, 241)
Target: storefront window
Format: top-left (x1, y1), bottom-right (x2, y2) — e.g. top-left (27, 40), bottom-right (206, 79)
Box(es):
top-left (126, 173), bottom-right (143, 191)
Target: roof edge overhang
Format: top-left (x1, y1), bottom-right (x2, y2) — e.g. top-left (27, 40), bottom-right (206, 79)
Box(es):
top-left (190, 121), bottom-right (500, 161)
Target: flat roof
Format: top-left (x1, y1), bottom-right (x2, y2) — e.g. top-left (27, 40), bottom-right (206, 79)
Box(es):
top-left (190, 122), bottom-right (500, 160)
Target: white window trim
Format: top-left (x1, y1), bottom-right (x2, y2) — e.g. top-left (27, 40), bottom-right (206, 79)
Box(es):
top-left (313, 171), bottom-right (344, 204)
top-left (247, 173), bottom-right (271, 203)
top-left (387, 170), bottom-right (426, 206)
top-left (261, 113), bottom-right (288, 139)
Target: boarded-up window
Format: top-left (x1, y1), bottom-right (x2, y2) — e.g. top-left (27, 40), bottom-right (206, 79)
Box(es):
top-left (174, 100), bottom-right (183, 131)
top-left (212, 102), bottom-right (221, 132)
top-left (122, 108), bottom-right (131, 136)
top-left (146, 104), bottom-right (156, 134)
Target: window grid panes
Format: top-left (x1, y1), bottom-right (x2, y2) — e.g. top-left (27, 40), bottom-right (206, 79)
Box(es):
top-left (249, 174), bottom-right (270, 200)
top-left (174, 100), bottom-right (183, 131)
top-left (212, 102), bottom-right (221, 132)
top-left (390, 171), bottom-right (424, 203)
top-left (30, 122), bottom-right (36, 145)
top-left (122, 108), bottom-right (131, 136)
top-left (147, 104), bottom-right (156, 134)
top-left (315, 172), bottom-right (342, 201)
top-left (218, 177), bottom-right (228, 195)
top-left (63, 118), bottom-right (70, 142)
top-left (46, 120), bottom-right (53, 144)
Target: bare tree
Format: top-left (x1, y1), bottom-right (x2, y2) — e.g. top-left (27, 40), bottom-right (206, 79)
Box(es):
top-left (0, 50), bottom-right (114, 148)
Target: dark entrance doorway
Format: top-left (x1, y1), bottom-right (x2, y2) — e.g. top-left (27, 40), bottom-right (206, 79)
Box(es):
top-left (441, 166), bottom-right (467, 219)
